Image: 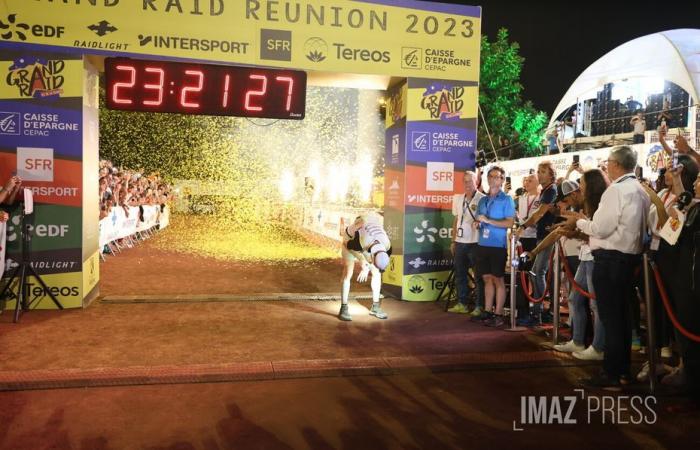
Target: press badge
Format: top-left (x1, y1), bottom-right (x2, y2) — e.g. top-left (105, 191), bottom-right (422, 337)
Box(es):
top-left (482, 227), bottom-right (490, 239)
top-left (457, 228), bottom-right (464, 238)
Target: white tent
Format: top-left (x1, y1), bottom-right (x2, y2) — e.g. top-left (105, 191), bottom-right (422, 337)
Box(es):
top-left (550, 29), bottom-right (700, 128)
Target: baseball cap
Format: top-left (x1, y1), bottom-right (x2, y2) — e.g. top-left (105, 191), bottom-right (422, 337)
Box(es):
top-left (555, 180), bottom-right (580, 202)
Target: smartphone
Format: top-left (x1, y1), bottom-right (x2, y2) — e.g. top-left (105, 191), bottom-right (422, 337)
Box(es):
top-left (635, 166), bottom-right (643, 179)
top-left (506, 176), bottom-right (511, 184)
top-left (529, 168), bottom-right (535, 175)
top-left (573, 154), bottom-right (580, 164)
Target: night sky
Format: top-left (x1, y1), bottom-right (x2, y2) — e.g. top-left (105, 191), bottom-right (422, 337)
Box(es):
top-left (438, 0), bottom-right (700, 115)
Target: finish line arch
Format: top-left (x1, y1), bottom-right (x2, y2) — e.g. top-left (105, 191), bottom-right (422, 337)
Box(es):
top-left (0, 0), bottom-right (481, 307)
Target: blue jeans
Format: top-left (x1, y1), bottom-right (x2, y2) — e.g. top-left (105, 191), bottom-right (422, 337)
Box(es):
top-left (570, 260), bottom-right (604, 351)
top-left (454, 242), bottom-right (484, 308)
top-left (531, 243), bottom-right (553, 315)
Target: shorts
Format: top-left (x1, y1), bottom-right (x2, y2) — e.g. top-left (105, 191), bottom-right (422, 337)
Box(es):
top-left (476, 245), bottom-right (507, 278)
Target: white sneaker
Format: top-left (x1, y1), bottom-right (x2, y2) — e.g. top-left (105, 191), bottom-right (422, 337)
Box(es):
top-left (572, 346), bottom-right (604, 361)
top-left (661, 366), bottom-right (686, 386)
top-left (553, 340), bottom-right (585, 353)
top-left (636, 361), bottom-right (672, 382)
top-left (661, 346), bottom-right (673, 359)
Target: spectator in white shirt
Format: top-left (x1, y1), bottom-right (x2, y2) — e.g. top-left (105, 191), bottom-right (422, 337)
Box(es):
top-left (562, 145), bottom-right (651, 390)
top-left (448, 171), bottom-right (486, 316)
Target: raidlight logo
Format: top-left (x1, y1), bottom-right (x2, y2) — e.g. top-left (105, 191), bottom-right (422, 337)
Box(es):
top-left (17, 147), bottom-right (53, 182)
top-left (426, 161), bottom-right (454, 191)
top-left (402, 47), bottom-right (421, 69)
top-left (412, 131), bottom-right (430, 152)
top-left (514, 390), bottom-right (657, 431)
top-left (408, 257), bottom-right (426, 269)
top-left (304, 37), bottom-right (327, 62)
top-left (6, 57), bottom-right (65, 98)
top-left (0, 14), bottom-right (65, 41)
top-left (0, 112), bottom-right (20, 135)
top-left (420, 83), bottom-right (465, 120)
top-left (87, 20), bottom-right (117, 37)
top-left (260, 29), bottom-right (292, 61)
top-left (408, 275), bottom-right (426, 294)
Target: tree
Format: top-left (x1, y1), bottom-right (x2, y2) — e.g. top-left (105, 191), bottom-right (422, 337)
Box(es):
top-left (479, 28), bottom-right (547, 159)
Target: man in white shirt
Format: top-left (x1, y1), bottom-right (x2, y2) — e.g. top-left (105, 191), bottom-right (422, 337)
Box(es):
top-left (562, 145), bottom-right (651, 389)
top-left (339, 216), bottom-right (391, 321)
top-left (448, 171), bottom-right (485, 315)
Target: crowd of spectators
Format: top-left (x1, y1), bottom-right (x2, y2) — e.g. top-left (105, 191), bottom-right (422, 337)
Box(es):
top-left (99, 160), bottom-right (172, 221)
top-left (448, 132), bottom-right (700, 407)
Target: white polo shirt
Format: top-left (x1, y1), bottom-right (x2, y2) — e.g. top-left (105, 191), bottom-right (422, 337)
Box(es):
top-left (452, 191), bottom-right (485, 244)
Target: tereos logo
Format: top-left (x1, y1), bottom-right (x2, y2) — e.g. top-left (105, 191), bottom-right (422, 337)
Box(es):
top-left (304, 37), bottom-right (327, 62)
top-left (408, 275), bottom-right (426, 294)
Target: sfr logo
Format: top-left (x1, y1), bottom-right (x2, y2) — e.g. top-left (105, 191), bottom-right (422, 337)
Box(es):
top-left (17, 147), bottom-right (53, 181)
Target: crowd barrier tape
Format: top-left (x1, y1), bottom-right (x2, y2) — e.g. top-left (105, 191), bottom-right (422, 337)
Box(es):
top-left (559, 245), bottom-right (596, 300)
top-left (650, 261), bottom-right (700, 343)
top-left (99, 205), bottom-right (168, 248)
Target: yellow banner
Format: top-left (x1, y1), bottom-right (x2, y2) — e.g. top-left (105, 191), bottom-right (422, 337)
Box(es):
top-left (0, 58), bottom-right (84, 100)
top-left (0, 0), bottom-right (481, 82)
top-left (385, 82), bottom-right (407, 128)
top-left (407, 85), bottom-right (478, 121)
top-left (3, 271), bottom-right (83, 310)
top-left (383, 254), bottom-right (403, 287)
top-left (82, 250), bottom-right (100, 297)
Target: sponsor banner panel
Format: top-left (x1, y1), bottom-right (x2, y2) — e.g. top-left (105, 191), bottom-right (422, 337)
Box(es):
top-left (404, 250), bottom-right (453, 275)
top-left (407, 82), bottom-right (478, 122)
top-left (384, 167), bottom-right (405, 211)
top-left (386, 82), bottom-right (407, 129)
top-left (2, 271), bottom-right (83, 310)
top-left (404, 210), bottom-right (454, 255)
top-left (82, 250), bottom-right (100, 298)
top-left (0, 56), bottom-right (83, 100)
top-left (4, 248), bottom-right (82, 276)
top-left (0, 151), bottom-right (82, 206)
top-left (402, 270), bottom-right (450, 301)
top-left (385, 121), bottom-right (406, 170)
top-left (404, 164), bottom-right (461, 210)
top-left (405, 121), bottom-right (476, 167)
top-left (0, 102), bottom-right (82, 157)
top-left (5, 204), bottom-right (81, 253)
top-left (383, 206), bottom-right (404, 254)
top-left (382, 253), bottom-right (403, 287)
top-left (1, 1), bottom-right (481, 81)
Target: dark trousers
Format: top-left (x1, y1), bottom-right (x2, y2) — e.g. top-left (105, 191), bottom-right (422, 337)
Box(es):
top-left (454, 242), bottom-right (484, 308)
top-left (592, 249), bottom-right (640, 378)
top-left (519, 238), bottom-right (537, 318)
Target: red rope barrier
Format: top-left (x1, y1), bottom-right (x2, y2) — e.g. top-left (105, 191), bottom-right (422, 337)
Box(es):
top-left (558, 245), bottom-right (596, 300)
top-left (518, 246), bottom-right (555, 304)
top-left (651, 262), bottom-right (700, 343)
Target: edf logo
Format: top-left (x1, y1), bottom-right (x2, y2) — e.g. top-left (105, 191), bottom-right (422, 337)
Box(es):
top-left (426, 161), bottom-right (454, 191)
top-left (17, 147), bottom-right (53, 182)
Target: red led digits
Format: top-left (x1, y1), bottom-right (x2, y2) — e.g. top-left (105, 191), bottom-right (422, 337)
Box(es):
top-left (112, 65), bottom-right (136, 105)
top-left (143, 67), bottom-right (164, 106)
top-left (244, 74), bottom-right (268, 112)
top-left (180, 70), bottom-right (204, 109)
top-left (275, 76), bottom-right (294, 111)
top-left (105, 58), bottom-right (305, 119)
top-left (222, 74), bottom-right (231, 108)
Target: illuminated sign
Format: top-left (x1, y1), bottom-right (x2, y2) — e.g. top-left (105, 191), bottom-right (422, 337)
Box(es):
top-left (104, 58), bottom-right (306, 119)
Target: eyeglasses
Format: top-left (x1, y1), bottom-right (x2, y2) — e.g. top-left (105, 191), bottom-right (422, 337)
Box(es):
top-left (487, 175), bottom-right (504, 179)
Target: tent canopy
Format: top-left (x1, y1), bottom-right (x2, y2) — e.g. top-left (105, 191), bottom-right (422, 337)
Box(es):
top-left (550, 29), bottom-right (700, 127)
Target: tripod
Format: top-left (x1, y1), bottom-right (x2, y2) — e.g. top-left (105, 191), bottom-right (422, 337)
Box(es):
top-left (0, 208), bottom-right (63, 323)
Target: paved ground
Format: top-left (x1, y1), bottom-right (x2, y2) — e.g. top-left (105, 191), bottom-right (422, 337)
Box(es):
top-left (1, 232), bottom-right (698, 449)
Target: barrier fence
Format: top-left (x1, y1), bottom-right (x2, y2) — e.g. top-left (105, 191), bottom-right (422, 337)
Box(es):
top-left (99, 205), bottom-right (170, 259)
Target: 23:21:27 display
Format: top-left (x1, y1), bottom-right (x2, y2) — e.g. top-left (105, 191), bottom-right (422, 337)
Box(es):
top-left (104, 58), bottom-right (307, 120)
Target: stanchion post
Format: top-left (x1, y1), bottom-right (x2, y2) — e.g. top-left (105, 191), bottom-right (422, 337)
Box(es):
top-left (506, 228), bottom-right (527, 332)
top-left (552, 240), bottom-right (561, 345)
top-left (643, 253), bottom-right (657, 394)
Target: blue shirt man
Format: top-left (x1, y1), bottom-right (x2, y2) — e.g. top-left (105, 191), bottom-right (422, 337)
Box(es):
top-left (477, 191), bottom-right (516, 248)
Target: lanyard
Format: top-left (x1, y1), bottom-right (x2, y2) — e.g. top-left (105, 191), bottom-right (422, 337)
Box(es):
top-left (525, 194), bottom-right (536, 217)
top-left (615, 175), bottom-right (636, 184)
top-left (459, 193), bottom-right (477, 227)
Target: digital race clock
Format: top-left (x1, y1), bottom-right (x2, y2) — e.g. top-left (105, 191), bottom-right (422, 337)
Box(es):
top-left (104, 58), bottom-right (306, 119)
